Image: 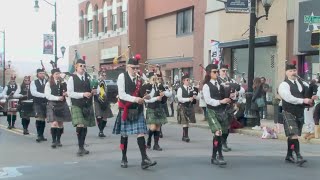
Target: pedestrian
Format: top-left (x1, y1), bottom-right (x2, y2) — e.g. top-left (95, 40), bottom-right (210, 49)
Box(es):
top-left (45, 68), bottom-right (72, 148)
top-left (67, 59), bottom-right (96, 156)
top-left (278, 63), bottom-right (313, 166)
top-left (167, 82), bottom-right (175, 117)
top-left (2, 75), bottom-right (18, 129)
top-left (94, 70), bottom-right (113, 138)
top-left (251, 77), bottom-right (264, 129)
top-left (203, 64), bottom-right (230, 167)
top-left (13, 76), bottom-right (33, 135)
top-left (260, 77), bottom-right (270, 119)
top-left (112, 54), bottom-right (157, 169)
top-left (176, 72), bottom-right (198, 142)
top-left (30, 69), bottom-right (48, 142)
top-left (198, 84), bottom-right (208, 121)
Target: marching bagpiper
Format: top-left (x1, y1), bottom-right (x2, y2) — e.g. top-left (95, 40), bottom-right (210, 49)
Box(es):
top-left (145, 72), bottom-right (168, 151)
top-left (2, 75), bottom-right (18, 129)
top-left (94, 70), bottom-right (113, 138)
top-left (177, 72), bottom-right (199, 142)
top-left (13, 76), bottom-right (33, 135)
top-left (203, 64), bottom-right (230, 167)
top-left (278, 63), bottom-right (314, 167)
top-left (45, 68), bottom-right (72, 148)
top-left (218, 64), bottom-right (240, 152)
top-left (112, 54), bottom-right (157, 169)
top-left (67, 59), bottom-right (96, 156)
top-left (31, 68), bottom-right (48, 142)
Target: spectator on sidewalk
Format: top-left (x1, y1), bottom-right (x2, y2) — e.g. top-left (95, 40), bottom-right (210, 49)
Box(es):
top-left (261, 77), bottom-right (270, 119)
top-left (252, 77), bottom-right (264, 129)
top-left (167, 83), bottom-right (175, 117)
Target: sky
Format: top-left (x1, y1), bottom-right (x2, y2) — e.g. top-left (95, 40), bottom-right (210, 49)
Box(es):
top-left (0, 0), bottom-right (79, 77)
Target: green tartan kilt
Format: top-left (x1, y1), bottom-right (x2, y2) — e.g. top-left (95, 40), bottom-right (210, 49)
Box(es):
top-left (177, 104), bottom-right (196, 125)
top-left (207, 108), bottom-right (229, 134)
top-left (71, 105), bottom-right (96, 127)
top-left (146, 108), bottom-right (167, 125)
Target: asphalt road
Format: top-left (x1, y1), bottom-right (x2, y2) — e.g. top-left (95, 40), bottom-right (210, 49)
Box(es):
top-left (0, 115), bottom-right (320, 180)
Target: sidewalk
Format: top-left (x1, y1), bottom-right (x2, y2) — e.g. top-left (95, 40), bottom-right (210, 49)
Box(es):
top-left (166, 112), bottom-right (320, 145)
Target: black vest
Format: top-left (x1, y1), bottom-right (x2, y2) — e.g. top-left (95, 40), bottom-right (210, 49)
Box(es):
top-left (206, 81), bottom-right (225, 111)
top-left (6, 84), bottom-right (17, 95)
top-left (20, 85), bottom-right (32, 100)
top-left (34, 79), bottom-right (47, 103)
top-left (71, 74), bottom-right (92, 107)
top-left (120, 72), bottom-right (143, 112)
top-left (282, 79), bottom-right (305, 118)
top-left (180, 86), bottom-right (192, 107)
top-left (147, 84), bottom-right (161, 109)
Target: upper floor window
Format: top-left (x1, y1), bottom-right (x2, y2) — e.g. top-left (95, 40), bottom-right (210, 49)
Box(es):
top-left (122, 0), bottom-right (128, 28)
top-left (87, 3), bottom-right (93, 38)
top-left (103, 1), bottom-right (108, 32)
top-left (176, 8), bottom-right (194, 35)
top-left (112, 0), bottom-right (117, 31)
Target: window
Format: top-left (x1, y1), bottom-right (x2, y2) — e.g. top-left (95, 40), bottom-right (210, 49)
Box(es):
top-left (122, 11), bottom-right (127, 28)
top-left (88, 20), bottom-right (93, 38)
top-left (96, 15), bottom-right (99, 35)
top-left (103, 1), bottom-right (108, 33)
top-left (87, 3), bottom-right (93, 38)
top-left (176, 8), bottom-right (194, 35)
top-left (112, 0), bottom-right (117, 31)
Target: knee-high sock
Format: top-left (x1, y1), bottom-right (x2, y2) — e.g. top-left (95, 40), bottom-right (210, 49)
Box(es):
top-left (51, 128), bottom-right (58, 143)
top-left (83, 127), bottom-right (87, 145)
top-left (76, 127), bottom-right (84, 148)
top-left (21, 118), bottom-right (27, 129)
top-left (292, 139), bottom-right (301, 156)
top-left (183, 127), bottom-right (189, 137)
top-left (212, 136), bottom-right (219, 158)
top-left (217, 136), bottom-right (223, 157)
top-left (147, 129), bottom-right (154, 146)
top-left (56, 128), bottom-right (63, 142)
top-left (137, 136), bottom-right (148, 160)
top-left (120, 136), bottom-right (128, 161)
top-left (222, 130), bottom-right (229, 143)
top-left (35, 120), bottom-right (42, 136)
top-left (287, 138), bottom-right (294, 157)
top-left (97, 117), bottom-right (102, 131)
top-left (100, 120), bottom-right (107, 132)
top-left (7, 115), bottom-right (11, 126)
top-left (154, 131), bottom-right (160, 146)
top-left (12, 115), bottom-right (16, 126)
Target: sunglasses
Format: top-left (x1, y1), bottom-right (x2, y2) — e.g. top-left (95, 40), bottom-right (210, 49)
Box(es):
top-left (221, 70), bottom-right (228, 72)
top-left (211, 70), bottom-right (219, 74)
top-left (130, 66), bottom-right (139, 70)
top-left (185, 79), bottom-right (190, 81)
top-left (79, 64), bottom-right (86, 68)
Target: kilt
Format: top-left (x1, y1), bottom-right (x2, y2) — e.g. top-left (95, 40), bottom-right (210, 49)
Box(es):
top-left (94, 100), bottom-right (113, 120)
top-left (71, 105), bottom-right (96, 127)
top-left (33, 102), bottom-right (47, 120)
top-left (146, 108), bottom-right (167, 125)
top-left (207, 108), bottom-right (228, 134)
top-left (19, 100), bottom-right (35, 119)
top-left (47, 101), bottom-right (72, 122)
top-left (177, 104), bottom-right (196, 125)
top-left (112, 110), bottom-right (147, 136)
top-left (282, 111), bottom-right (304, 137)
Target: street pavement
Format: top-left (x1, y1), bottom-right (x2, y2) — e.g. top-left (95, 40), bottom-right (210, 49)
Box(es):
top-left (0, 107), bottom-right (320, 179)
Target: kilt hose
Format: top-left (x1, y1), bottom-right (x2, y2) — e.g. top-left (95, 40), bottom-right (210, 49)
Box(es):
top-left (113, 110), bottom-right (147, 136)
top-left (71, 105), bottom-right (96, 127)
top-left (47, 101), bottom-right (72, 123)
top-left (146, 108), bottom-right (167, 125)
top-left (177, 104), bottom-right (196, 125)
top-left (282, 111), bottom-right (304, 137)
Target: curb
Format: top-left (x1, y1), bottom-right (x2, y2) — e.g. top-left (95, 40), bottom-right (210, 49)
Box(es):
top-left (167, 118), bottom-right (320, 145)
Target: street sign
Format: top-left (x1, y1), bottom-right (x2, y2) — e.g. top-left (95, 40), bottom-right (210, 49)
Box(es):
top-left (304, 15), bottom-right (320, 24)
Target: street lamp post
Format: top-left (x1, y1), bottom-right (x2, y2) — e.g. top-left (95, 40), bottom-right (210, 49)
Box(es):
top-left (34, 0), bottom-right (58, 65)
top-left (0, 30), bottom-right (5, 87)
top-left (245, 0), bottom-right (274, 126)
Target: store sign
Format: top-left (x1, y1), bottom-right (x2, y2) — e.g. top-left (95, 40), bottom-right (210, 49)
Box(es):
top-left (298, 0), bottom-right (320, 52)
top-left (100, 46), bottom-right (118, 60)
top-left (225, 0), bottom-right (249, 13)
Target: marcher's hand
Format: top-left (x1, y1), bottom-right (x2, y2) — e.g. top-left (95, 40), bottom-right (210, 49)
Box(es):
top-left (91, 89), bottom-right (97, 95)
top-left (312, 95), bottom-right (318, 100)
top-left (230, 93), bottom-right (236, 99)
top-left (303, 98), bottom-right (313, 105)
top-left (83, 92), bottom-right (92, 98)
top-left (63, 92), bottom-right (68, 97)
top-left (189, 97), bottom-right (194, 102)
top-left (134, 97), bottom-right (144, 104)
top-left (156, 96), bottom-right (162, 101)
top-left (143, 94), bottom-right (151, 100)
top-left (220, 98), bottom-right (231, 104)
top-left (160, 92), bottom-right (165, 97)
top-left (58, 96), bottom-right (64, 101)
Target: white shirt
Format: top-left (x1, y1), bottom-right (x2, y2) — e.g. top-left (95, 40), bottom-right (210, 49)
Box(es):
top-left (278, 79), bottom-right (307, 105)
top-left (198, 91), bottom-right (207, 107)
top-left (45, 81), bottom-right (62, 101)
top-left (143, 87), bottom-right (158, 103)
top-left (2, 84), bottom-right (18, 98)
top-left (30, 79), bottom-right (47, 98)
top-left (67, 73), bottom-right (86, 99)
top-left (117, 73), bottom-right (138, 103)
top-left (177, 85), bottom-right (191, 103)
top-left (13, 85), bottom-right (26, 99)
top-left (203, 79), bottom-right (221, 107)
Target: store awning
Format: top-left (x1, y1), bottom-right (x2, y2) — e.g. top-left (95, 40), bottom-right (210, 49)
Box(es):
top-left (146, 56), bottom-right (193, 65)
top-left (219, 36), bottom-right (277, 49)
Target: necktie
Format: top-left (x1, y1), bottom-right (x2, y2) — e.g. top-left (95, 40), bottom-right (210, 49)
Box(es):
top-left (81, 76), bottom-right (85, 81)
top-left (133, 78), bottom-right (136, 84)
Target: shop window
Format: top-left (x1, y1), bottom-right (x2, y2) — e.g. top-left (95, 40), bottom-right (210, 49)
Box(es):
top-left (176, 8), bottom-right (194, 35)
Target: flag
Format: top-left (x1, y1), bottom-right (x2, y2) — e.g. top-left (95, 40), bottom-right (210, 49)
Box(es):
top-left (210, 40), bottom-right (223, 67)
top-left (43, 34), bottom-right (54, 54)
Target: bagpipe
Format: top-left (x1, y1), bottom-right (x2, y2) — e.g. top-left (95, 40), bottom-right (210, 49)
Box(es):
top-left (218, 76), bottom-right (241, 100)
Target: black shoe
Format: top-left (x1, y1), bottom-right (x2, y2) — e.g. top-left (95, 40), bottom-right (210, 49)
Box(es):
top-left (36, 136), bottom-right (42, 143)
top-left (153, 144), bottom-right (163, 151)
top-left (296, 155), bottom-right (307, 167)
top-left (211, 157), bottom-right (219, 165)
top-left (82, 148), bottom-right (90, 155)
top-left (77, 148), bottom-right (84, 156)
top-left (11, 125), bottom-right (15, 129)
top-left (159, 132), bottom-right (163, 138)
top-left (7, 126), bottom-right (12, 129)
top-left (222, 143), bottom-right (231, 152)
top-left (217, 156), bottom-right (227, 166)
top-left (51, 142), bottom-right (57, 149)
top-left (141, 157), bottom-right (157, 169)
top-left (56, 140), bottom-right (62, 147)
top-left (98, 132), bottom-right (106, 138)
top-left (121, 159), bottom-right (128, 168)
top-left (23, 129), bottom-right (29, 135)
top-left (285, 156), bottom-right (295, 163)
top-left (40, 136), bottom-right (47, 141)
top-left (182, 136), bottom-right (190, 142)
top-left (146, 144), bottom-right (151, 149)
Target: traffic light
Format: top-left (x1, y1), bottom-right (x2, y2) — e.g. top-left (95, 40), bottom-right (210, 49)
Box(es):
top-left (311, 30), bottom-right (320, 48)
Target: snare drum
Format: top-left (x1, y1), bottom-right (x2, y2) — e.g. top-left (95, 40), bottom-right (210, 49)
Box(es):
top-left (8, 99), bottom-right (19, 112)
top-left (20, 99), bottom-right (35, 117)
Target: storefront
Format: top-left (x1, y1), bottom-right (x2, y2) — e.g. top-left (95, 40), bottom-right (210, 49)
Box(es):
top-left (298, 0), bottom-right (320, 79)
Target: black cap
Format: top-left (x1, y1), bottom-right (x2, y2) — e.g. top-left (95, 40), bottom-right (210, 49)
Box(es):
top-left (128, 57), bottom-right (139, 65)
top-left (205, 64), bottom-right (218, 72)
top-left (51, 68), bottom-right (61, 74)
top-left (285, 64), bottom-right (296, 71)
top-left (76, 59), bottom-right (86, 64)
top-left (220, 64), bottom-right (229, 69)
top-left (147, 72), bottom-right (155, 78)
top-left (37, 68), bottom-right (45, 73)
top-left (181, 72), bottom-right (190, 81)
